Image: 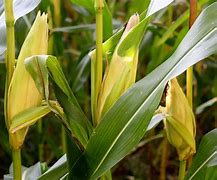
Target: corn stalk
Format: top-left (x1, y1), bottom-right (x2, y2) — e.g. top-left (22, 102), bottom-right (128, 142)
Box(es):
top-left (3, 0), bottom-right (21, 179)
top-left (92, 0), bottom-right (104, 126)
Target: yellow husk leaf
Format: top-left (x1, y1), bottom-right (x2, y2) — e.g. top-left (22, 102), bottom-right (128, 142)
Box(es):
top-left (96, 14), bottom-right (140, 121)
top-left (165, 78), bottom-right (196, 160)
top-left (7, 12), bottom-right (48, 149)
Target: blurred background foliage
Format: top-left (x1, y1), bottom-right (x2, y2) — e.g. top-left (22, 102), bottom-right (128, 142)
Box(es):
top-left (0, 0), bottom-right (217, 179)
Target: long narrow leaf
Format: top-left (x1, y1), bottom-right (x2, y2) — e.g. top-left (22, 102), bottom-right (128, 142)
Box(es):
top-left (71, 3), bottom-right (217, 179)
top-left (25, 56), bottom-right (49, 100)
top-left (90, 0), bottom-right (175, 124)
top-left (196, 97), bottom-right (217, 114)
top-left (25, 55), bottom-right (93, 147)
top-left (89, 0), bottom-right (175, 62)
top-left (0, 0), bottom-right (41, 54)
top-left (147, 0), bottom-right (174, 17)
top-left (38, 133), bottom-right (83, 180)
top-left (38, 155), bottom-right (68, 180)
top-left (185, 129), bottom-right (217, 180)
top-left (156, 10), bottom-right (189, 46)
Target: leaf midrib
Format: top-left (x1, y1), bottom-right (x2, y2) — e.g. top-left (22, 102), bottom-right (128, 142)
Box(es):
top-left (90, 27), bottom-right (217, 178)
top-left (189, 150), bottom-right (217, 180)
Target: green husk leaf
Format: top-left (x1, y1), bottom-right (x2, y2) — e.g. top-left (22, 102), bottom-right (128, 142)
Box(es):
top-left (10, 105), bottom-right (50, 133)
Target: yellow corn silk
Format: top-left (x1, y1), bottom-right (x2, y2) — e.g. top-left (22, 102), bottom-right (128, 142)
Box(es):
top-left (7, 12), bottom-right (48, 150)
top-left (164, 78), bottom-right (196, 161)
top-left (96, 14), bottom-right (140, 122)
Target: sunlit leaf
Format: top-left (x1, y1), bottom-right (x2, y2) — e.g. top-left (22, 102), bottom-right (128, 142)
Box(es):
top-left (38, 155), bottom-right (68, 180)
top-left (147, 0), bottom-right (174, 17)
top-left (147, 113), bottom-right (165, 131)
top-left (71, 3), bottom-right (217, 179)
top-left (0, 0), bottom-right (41, 54)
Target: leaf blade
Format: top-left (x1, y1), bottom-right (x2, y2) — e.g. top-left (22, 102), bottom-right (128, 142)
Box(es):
top-left (185, 129), bottom-right (217, 180)
top-left (71, 3), bottom-right (217, 178)
top-left (0, 0), bottom-right (42, 54)
top-left (25, 55), bottom-right (93, 147)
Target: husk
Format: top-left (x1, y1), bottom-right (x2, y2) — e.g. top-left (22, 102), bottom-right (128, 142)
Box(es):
top-left (96, 14), bottom-right (140, 121)
top-left (7, 12), bottom-right (48, 149)
top-left (165, 78), bottom-right (196, 160)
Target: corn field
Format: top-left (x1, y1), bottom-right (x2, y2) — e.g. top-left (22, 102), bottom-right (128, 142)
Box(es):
top-left (0, 0), bottom-right (217, 179)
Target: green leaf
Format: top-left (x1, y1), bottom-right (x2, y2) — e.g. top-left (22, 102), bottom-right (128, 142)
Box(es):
top-left (70, 0), bottom-right (112, 40)
top-left (89, 27), bottom-right (123, 65)
top-left (25, 56), bottom-right (49, 100)
top-left (155, 10), bottom-right (189, 47)
top-left (46, 57), bottom-right (93, 134)
top-left (72, 55), bottom-right (90, 92)
top-left (147, 0), bottom-right (174, 17)
top-left (117, 17), bottom-right (150, 57)
top-left (116, 0), bottom-right (175, 57)
top-left (185, 129), bottom-right (217, 180)
top-left (25, 55), bottom-right (93, 147)
top-left (70, 0), bottom-right (94, 12)
top-left (71, 3), bottom-right (217, 179)
top-left (89, 0), bottom-right (175, 61)
top-left (90, 0), bottom-right (175, 124)
top-left (0, 0), bottom-right (41, 54)
top-left (52, 24), bottom-right (95, 33)
top-left (53, 83), bottom-right (92, 147)
top-left (46, 57), bottom-right (82, 108)
top-left (65, 131), bottom-right (84, 180)
top-left (101, 2), bottom-right (113, 40)
top-left (38, 135), bottom-right (83, 180)
top-left (204, 166), bottom-right (217, 180)
top-left (10, 105), bottom-right (50, 133)
top-left (128, 0), bottom-right (150, 15)
top-left (155, 0), bottom-right (209, 47)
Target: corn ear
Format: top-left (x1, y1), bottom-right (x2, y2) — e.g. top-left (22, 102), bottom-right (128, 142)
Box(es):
top-left (96, 14), bottom-right (140, 121)
top-left (164, 78), bottom-right (196, 161)
top-left (7, 12), bottom-right (48, 149)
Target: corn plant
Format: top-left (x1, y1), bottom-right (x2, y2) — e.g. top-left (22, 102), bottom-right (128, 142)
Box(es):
top-left (2, 0), bottom-right (46, 179)
top-left (2, 0), bottom-right (217, 179)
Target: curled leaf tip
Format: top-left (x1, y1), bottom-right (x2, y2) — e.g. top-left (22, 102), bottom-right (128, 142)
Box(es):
top-left (123, 14), bottom-right (140, 37)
